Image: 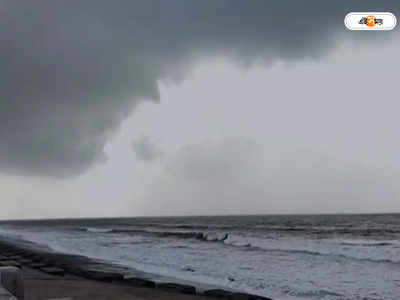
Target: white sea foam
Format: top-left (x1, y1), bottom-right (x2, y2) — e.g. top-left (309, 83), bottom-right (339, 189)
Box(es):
top-left (85, 227), bottom-right (113, 233)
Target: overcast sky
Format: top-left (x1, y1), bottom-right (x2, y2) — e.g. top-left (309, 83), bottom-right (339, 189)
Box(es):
top-left (1, 1), bottom-right (399, 219)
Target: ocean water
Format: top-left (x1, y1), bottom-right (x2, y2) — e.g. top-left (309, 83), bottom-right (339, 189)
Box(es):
top-left (1, 214), bottom-right (400, 300)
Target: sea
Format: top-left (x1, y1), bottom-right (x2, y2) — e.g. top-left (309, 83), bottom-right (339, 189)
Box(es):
top-left (0, 214), bottom-right (400, 300)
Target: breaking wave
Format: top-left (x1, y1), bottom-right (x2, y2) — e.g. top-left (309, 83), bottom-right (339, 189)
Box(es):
top-left (85, 227), bottom-right (113, 233)
top-left (79, 227), bottom-right (230, 242)
top-left (76, 227), bottom-right (400, 264)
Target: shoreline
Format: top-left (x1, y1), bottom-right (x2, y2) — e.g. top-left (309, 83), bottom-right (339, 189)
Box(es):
top-left (0, 239), bottom-right (272, 300)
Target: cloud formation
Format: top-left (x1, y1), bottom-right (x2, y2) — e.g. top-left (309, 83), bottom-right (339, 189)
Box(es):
top-left (132, 136), bottom-right (163, 162)
top-left (144, 138), bottom-right (398, 215)
top-left (0, 1), bottom-right (398, 176)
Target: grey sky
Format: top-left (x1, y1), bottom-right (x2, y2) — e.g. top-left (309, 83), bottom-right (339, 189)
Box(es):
top-left (0, 1), bottom-right (399, 219)
top-left (132, 136), bottom-right (164, 162)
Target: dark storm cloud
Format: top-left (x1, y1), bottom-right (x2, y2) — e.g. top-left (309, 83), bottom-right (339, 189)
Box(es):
top-left (0, 1), bottom-right (398, 177)
top-left (132, 136), bottom-right (163, 162)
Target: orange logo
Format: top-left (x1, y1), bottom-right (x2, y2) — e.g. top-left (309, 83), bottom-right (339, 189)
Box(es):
top-left (366, 15), bottom-right (376, 27)
top-left (359, 15), bottom-right (383, 27)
